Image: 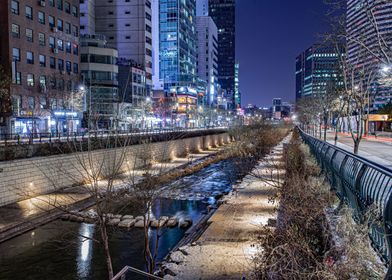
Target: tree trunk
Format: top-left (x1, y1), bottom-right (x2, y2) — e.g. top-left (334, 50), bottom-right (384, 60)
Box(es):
top-left (100, 223), bottom-right (114, 279)
top-left (143, 215), bottom-right (154, 274)
top-left (319, 123), bottom-right (322, 139)
top-left (353, 140), bottom-right (360, 154)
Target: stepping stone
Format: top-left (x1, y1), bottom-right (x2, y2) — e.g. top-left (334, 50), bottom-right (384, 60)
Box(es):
top-left (107, 218), bottom-right (121, 226)
top-left (179, 217), bottom-right (192, 229)
top-left (118, 219), bottom-right (135, 228)
top-left (134, 219), bottom-right (147, 228)
top-left (166, 218), bottom-right (178, 228)
top-left (151, 216), bottom-right (169, 228)
top-left (121, 215), bottom-right (133, 221)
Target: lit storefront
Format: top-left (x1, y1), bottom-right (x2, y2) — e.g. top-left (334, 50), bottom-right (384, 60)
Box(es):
top-left (171, 87), bottom-right (198, 128)
top-left (51, 110), bottom-right (81, 134)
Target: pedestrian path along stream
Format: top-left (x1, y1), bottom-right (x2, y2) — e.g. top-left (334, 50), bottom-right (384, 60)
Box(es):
top-left (161, 136), bottom-right (290, 280)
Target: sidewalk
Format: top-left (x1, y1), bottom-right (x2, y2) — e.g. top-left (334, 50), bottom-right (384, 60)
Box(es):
top-left (325, 132), bottom-right (392, 168)
top-left (335, 131), bottom-right (392, 145)
top-left (165, 138), bottom-right (288, 279)
top-left (0, 150), bottom-right (219, 243)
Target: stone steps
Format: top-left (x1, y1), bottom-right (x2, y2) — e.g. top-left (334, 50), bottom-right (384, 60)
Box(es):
top-left (61, 210), bottom-right (194, 229)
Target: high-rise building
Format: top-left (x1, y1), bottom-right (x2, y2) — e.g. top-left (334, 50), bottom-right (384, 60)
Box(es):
top-left (79, 0), bottom-right (95, 35)
top-left (159, 0), bottom-right (197, 90)
top-left (295, 44), bottom-right (343, 100)
top-left (151, 0), bottom-right (162, 90)
top-left (94, 0), bottom-right (153, 95)
top-left (196, 16), bottom-right (218, 107)
top-left (234, 61), bottom-right (240, 108)
top-left (272, 98), bottom-right (282, 120)
top-left (0, 0), bottom-right (81, 134)
top-left (197, 0), bottom-right (209, 16)
top-left (346, 0), bottom-right (392, 108)
top-left (209, 0), bottom-right (236, 109)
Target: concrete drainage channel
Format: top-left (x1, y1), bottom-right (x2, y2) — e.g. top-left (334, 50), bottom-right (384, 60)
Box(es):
top-left (0, 147), bottom-right (226, 244)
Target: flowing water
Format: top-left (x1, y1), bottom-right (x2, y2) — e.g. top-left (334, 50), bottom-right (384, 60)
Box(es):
top-left (0, 159), bottom-right (241, 280)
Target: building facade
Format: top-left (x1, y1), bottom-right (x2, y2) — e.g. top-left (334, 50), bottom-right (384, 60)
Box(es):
top-left (196, 16), bottom-right (218, 107)
top-left (79, 0), bottom-right (95, 35)
top-left (80, 34), bottom-right (118, 129)
top-left (151, 0), bottom-right (162, 90)
top-left (295, 44), bottom-right (343, 100)
top-left (94, 0), bottom-right (153, 95)
top-left (0, 0), bottom-right (81, 134)
top-left (346, 0), bottom-right (392, 108)
top-left (234, 61), bottom-right (240, 108)
top-left (209, 0), bottom-right (236, 110)
top-left (196, 0), bottom-right (209, 16)
top-left (159, 0), bottom-right (197, 90)
top-left (117, 58), bottom-right (150, 130)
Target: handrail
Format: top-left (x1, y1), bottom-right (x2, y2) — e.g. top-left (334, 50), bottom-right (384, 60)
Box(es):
top-left (111, 266), bottom-right (163, 280)
top-left (298, 127), bottom-right (392, 278)
top-left (0, 126), bottom-right (230, 146)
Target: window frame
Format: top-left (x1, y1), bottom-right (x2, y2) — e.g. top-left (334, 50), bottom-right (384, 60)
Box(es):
top-left (26, 51), bottom-right (34, 64)
top-left (27, 74), bottom-right (35, 87)
top-left (38, 11), bottom-right (45, 24)
top-left (11, 23), bottom-right (20, 38)
top-left (11, 0), bottom-right (19, 15)
top-left (26, 28), bottom-right (33, 42)
top-left (25, 5), bottom-right (33, 20)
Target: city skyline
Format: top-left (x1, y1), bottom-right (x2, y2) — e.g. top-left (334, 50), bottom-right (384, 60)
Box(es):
top-left (237, 0), bottom-right (329, 107)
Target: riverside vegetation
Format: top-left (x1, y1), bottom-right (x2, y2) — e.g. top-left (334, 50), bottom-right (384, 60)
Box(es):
top-left (252, 130), bottom-right (386, 280)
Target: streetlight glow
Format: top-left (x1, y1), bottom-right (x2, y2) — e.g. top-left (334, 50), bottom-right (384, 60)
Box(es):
top-left (382, 65), bottom-right (391, 73)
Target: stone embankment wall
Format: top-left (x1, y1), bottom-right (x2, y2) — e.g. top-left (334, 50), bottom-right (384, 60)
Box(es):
top-left (0, 133), bottom-right (231, 207)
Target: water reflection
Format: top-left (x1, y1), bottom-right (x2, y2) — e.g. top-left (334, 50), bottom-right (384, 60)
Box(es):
top-left (77, 223), bottom-right (95, 278)
top-left (0, 158), bottom-right (240, 280)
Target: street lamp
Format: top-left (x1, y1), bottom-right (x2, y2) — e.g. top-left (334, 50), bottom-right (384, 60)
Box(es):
top-left (382, 65), bottom-right (391, 73)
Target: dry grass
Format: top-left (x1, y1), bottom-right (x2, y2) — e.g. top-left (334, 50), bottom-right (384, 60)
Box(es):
top-left (252, 130), bottom-right (386, 280)
top-left (326, 205), bottom-right (386, 280)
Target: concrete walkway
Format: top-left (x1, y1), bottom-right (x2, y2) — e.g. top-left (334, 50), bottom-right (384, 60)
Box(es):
top-left (0, 149), bottom-right (220, 242)
top-left (167, 138), bottom-right (288, 280)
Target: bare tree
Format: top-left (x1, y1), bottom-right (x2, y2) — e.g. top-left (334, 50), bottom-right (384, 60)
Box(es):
top-left (124, 135), bottom-right (178, 274)
top-left (0, 65), bottom-right (12, 131)
top-left (322, 0), bottom-right (392, 153)
top-left (17, 132), bottom-right (133, 279)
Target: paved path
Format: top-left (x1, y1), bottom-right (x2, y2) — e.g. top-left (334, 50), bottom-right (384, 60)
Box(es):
top-left (0, 149), bottom-right (220, 242)
top-left (167, 138), bottom-right (288, 280)
top-left (326, 132), bottom-right (392, 168)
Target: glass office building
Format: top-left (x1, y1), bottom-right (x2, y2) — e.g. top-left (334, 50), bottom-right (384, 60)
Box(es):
top-left (159, 0), bottom-right (197, 90)
top-left (346, 0), bottom-right (392, 108)
top-left (296, 44), bottom-right (343, 100)
top-left (209, 0), bottom-right (236, 110)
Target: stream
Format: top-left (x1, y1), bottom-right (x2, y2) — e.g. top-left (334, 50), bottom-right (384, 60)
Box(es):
top-left (0, 159), bottom-right (241, 280)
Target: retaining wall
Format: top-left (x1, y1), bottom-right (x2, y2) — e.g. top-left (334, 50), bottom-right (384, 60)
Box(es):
top-left (0, 133), bottom-right (231, 207)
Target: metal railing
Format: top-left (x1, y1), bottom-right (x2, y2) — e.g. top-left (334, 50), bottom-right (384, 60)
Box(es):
top-left (111, 266), bottom-right (163, 280)
top-left (298, 128), bottom-right (392, 278)
top-left (0, 126), bottom-right (229, 146)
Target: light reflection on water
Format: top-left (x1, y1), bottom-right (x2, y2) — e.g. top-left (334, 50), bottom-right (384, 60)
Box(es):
top-left (0, 158), bottom-right (240, 280)
top-left (78, 223), bottom-right (95, 278)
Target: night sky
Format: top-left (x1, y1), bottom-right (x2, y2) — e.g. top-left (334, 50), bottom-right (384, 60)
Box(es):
top-left (236, 0), bottom-right (330, 107)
